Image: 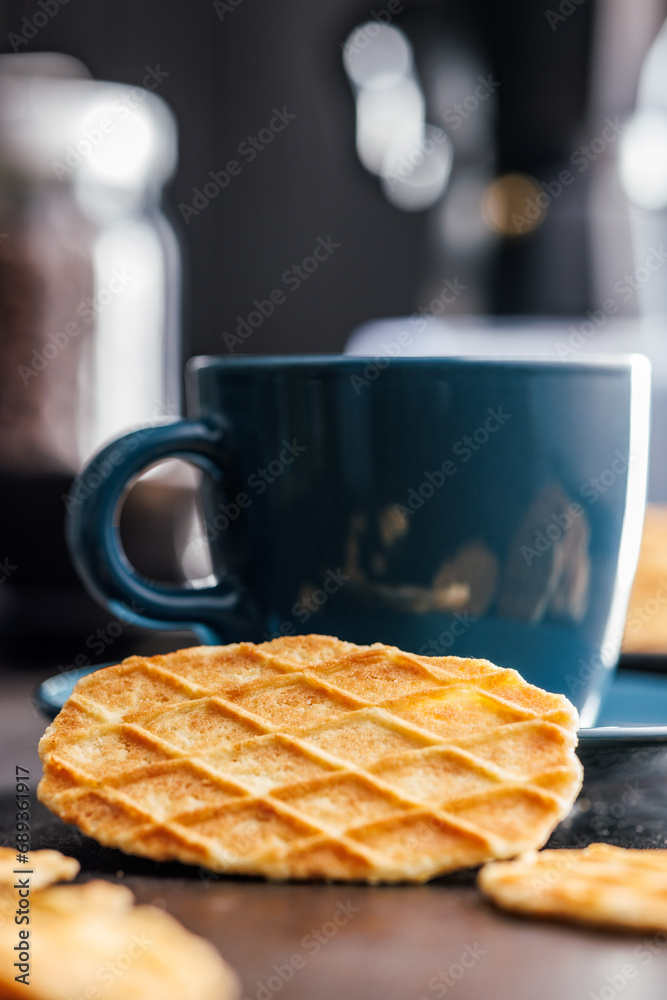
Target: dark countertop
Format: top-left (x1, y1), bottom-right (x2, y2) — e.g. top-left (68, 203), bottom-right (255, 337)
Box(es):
top-left (3, 662), bottom-right (667, 1000)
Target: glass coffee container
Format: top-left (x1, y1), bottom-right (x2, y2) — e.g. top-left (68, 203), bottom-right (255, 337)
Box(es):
top-left (0, 57), bottom-right (185, 639)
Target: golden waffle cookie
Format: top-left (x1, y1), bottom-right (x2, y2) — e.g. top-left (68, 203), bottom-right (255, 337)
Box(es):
top-left (38, 635), bottom-right (583, 883)
top-left (0, 847), bottom-right (79, 892)
top-left (478, 843), bottom-right (667, 931)
top-left (0, 851), bottom-right (239, 1000)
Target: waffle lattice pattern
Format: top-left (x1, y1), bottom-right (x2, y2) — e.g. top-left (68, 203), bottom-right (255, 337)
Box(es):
top-left (479, 844), bottom-right (667, 930)
top-left (38, 636), bottom-right (583, 883)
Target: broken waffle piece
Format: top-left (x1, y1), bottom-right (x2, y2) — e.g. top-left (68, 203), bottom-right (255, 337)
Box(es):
top-left (478, 843), bottom-right (667, 931)
top-left (0, 851), bottom-right (240, 1000)
top-left (0, 848), bottom-right (80, 936)
top-left (0, 847), bottom-right (79, 892)
top-left (38, 635), bottom-right (583, 883)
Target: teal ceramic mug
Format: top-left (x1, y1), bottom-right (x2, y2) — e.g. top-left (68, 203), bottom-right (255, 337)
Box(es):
top-left (66, 354), bottom-right (650, 725)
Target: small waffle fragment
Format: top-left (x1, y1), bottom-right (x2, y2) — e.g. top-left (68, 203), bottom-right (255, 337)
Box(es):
top-left (38, 635), bottom-right (583, 883)
top-left (0, 852), bottom-right (239, 1000)
top-left (0, 848), bottom-right (80, 934)
top-left (478, 843), bottom-right (667, 931)
top-left (0, 847), bottom-right (79, 892)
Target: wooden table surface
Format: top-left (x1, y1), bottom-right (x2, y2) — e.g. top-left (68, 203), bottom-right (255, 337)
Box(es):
top-left (3, 663), bottom-right (667, 1000)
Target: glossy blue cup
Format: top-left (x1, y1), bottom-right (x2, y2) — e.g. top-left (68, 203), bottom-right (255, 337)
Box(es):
top-left (66, 355), bottom-right (650, 725)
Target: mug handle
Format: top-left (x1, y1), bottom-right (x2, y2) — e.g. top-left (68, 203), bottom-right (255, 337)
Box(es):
top-left (65, 419), bottom-right (258, 643)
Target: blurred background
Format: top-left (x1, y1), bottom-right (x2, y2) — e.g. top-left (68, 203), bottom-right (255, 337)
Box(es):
top-left (1, 0), bottom-right (667, 659)
top-left (0, 0), bottom-right (664, 354)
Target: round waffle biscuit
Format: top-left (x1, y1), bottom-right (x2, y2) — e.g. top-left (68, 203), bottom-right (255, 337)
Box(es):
top-left (38, 635), bottom-right (583, 883)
